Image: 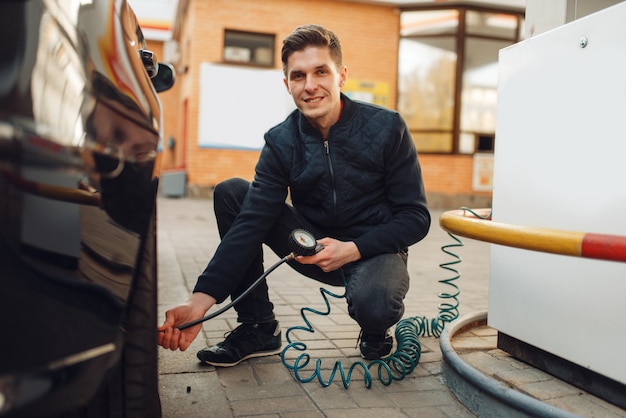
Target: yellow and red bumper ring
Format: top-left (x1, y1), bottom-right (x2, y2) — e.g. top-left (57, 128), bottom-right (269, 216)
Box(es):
top-left (439, 208), bottom-right (626, 263)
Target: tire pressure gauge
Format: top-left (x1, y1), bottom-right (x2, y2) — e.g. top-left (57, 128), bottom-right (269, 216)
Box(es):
top-left (289, 229), bottom-right (323, 256)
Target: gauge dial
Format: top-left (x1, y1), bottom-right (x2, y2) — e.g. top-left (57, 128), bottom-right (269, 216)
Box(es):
top-left (289, 229), bottom-right (320, 256)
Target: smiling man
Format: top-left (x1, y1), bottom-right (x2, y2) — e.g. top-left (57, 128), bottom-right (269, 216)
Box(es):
top-left (282, 38), bottom-right (347, 139)
top-left (158, 24), bottom-right (431, 367)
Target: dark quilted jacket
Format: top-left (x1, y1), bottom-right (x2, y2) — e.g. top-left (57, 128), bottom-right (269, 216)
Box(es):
top-left (195, 94), bottom-right (430, 302)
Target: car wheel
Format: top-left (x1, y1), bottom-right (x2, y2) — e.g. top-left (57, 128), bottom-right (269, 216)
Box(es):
top-left (61, 202), bottom-right (161, 418)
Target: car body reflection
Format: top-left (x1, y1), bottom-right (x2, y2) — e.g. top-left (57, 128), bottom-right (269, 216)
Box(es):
top-left (0, 0), bottom-right (173, 416)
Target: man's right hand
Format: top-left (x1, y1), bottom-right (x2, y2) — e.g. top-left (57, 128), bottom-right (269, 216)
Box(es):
top-left (157, 292), bottom-right (216, 351)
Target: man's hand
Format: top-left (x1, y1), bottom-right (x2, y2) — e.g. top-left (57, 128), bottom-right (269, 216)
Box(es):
top-left (295, 237), bottom-right (360, 272)
top-left (157, 293), bottom-right (216, 351)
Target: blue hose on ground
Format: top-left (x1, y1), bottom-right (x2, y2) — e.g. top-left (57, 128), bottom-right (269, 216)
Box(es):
top-left (280, 231), bottom-right (465, 388)
top-left (179, 208), bottom-right (485, 388)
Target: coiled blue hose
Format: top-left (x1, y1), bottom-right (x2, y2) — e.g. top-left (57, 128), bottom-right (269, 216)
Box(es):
top-left (281, 209), bottom-right (482, 388)
top-left (280, 285), bottom-right (420, 388)
top-left (409, 232), bottom-right (463, 338)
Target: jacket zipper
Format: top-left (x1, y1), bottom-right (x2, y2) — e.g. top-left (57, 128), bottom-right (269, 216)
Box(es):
top-left (323, 139), bottom-right (338, 219)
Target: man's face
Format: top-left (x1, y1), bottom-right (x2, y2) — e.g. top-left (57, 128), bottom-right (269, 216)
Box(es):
top-left (283, 46), bottom-right (347, 132)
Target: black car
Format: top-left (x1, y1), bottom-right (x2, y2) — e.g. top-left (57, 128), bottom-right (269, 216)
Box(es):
top-left (0, 1), bottom-right (174, 416)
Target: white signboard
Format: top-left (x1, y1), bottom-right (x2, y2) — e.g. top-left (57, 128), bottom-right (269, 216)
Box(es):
top-left (198, 63), bottom-right (295, 150)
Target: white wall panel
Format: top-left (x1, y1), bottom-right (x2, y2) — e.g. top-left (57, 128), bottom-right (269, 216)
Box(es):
top-left (490, 2), bottom-right (626, 384)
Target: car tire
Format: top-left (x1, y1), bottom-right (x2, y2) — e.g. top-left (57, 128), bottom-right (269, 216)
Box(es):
top-left (61, 201), bottom-right (161, 418)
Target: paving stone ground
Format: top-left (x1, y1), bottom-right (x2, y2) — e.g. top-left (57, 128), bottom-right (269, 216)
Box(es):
top-left (156, 196), bottom-right (625, 418)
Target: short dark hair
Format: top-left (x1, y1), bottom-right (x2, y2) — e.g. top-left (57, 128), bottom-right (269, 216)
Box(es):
top-left (281, 24), bottom-right (342, 75)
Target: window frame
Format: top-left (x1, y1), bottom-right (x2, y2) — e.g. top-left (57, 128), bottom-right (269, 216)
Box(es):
top-left (223, 29), bottom-right (276, 67)
top-left (399, 5), bottom-right (524, 155)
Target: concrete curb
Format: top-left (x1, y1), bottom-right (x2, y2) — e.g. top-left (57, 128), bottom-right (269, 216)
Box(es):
top-left (439, 311), bottom-right (579, 418)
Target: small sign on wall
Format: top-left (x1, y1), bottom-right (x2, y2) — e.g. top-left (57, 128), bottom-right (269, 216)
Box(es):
top-left (472, 152), bottom-right (493, 192)
top-left (343, 79), bottom-right (390, 108)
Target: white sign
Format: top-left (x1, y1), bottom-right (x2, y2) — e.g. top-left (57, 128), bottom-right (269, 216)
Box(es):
top-left (198, 63), bottom-right (295, 150)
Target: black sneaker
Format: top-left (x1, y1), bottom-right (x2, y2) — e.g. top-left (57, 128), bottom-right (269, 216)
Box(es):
top-left (359, 329), bottom-right (393, 360)
top-left (197, 321), bottom-right (281, 367)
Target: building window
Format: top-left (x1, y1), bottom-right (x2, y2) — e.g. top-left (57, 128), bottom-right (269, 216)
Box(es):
top-left (223, 30), bottom-right (275, 66)
top-left (399, 35), bottom-right (457, 153)
top-left (399, 6), bottom-right (523, 154)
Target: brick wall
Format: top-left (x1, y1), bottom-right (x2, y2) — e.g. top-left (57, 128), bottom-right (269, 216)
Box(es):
top-left (167, 0), bottom-right (400, 192)
top-left (420, 154), bottom-right (492, 210)
top-left (161, 0), bottom-right (493, 208)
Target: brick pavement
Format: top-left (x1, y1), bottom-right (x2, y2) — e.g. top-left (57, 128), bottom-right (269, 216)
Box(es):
top-left (157, 196), bottom-right (485, 417)
top-left (155, 196), bottom-right (626, 418)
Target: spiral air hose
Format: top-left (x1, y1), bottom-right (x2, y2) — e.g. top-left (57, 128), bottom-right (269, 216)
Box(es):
top-left (280, 208), bottom-right (489, 388)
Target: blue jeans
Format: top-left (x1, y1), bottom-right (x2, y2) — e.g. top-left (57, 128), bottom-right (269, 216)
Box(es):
top-left (213, 178), bottom-right (409, 334)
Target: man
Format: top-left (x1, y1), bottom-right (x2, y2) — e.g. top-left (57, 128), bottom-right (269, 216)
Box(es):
top-left (158, 24), bottom-right (430, 367)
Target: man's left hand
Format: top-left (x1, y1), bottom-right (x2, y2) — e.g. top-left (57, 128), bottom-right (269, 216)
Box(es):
top-left (296, 237), bottom-right (360, 272)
